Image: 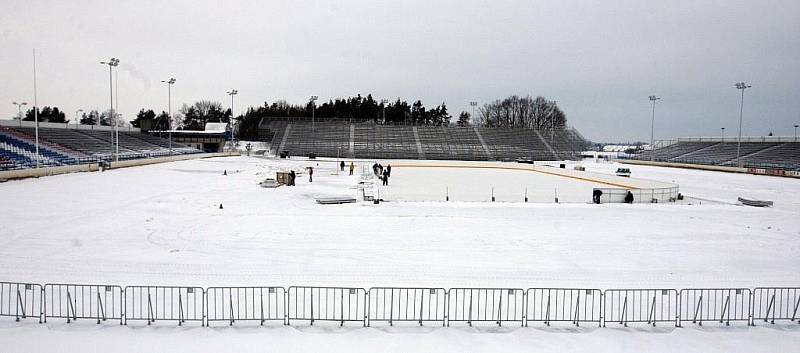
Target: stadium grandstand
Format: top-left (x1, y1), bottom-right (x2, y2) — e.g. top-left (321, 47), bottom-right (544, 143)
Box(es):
top-left (0, 120), bottom-right (200, 171)
top-left (630, 137), bottom-right (800, 170)
top-left (258, 117), bottom-right (589, 161)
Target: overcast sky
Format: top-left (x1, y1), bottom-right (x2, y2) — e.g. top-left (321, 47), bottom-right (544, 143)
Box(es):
top-left (1, 0), bottom-right (798, 142)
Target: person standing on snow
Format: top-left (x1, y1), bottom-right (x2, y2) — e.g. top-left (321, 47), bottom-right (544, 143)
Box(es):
top-left (386, 164), bottom-right (392, 178)
top-left (340, 161), bottom-right (345, 171)
top-left (382, 169), bottom-right (389, 186)
top-left (289, 170), bottom-right (296, 186)
top-left (349, 162), bottom-right (355, 175)
top-left (308, 166), bottom-right (314, 182)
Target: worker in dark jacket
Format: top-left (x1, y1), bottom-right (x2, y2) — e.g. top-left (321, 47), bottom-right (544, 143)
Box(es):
top-left (386, 164), bottom-right (392, 177)
top-left (624, 191), bottom-right (634, 204)
top-left (340, 161), bottom-right (345, 171)
top-left (382, 169), bottom-right (389, 186)
top-left (289, 170), bottom-right (296, 186)
top-left (308, 166), bottom-right (314, 182)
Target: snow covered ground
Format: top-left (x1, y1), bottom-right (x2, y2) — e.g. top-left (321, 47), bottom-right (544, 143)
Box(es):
top-left (1, 156), bottom-right (798, 352)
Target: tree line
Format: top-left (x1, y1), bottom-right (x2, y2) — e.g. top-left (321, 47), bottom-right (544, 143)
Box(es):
top-left (19, 93), bottom-right (568, 140)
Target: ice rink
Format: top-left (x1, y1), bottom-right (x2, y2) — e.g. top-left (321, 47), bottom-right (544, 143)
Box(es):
top-left (1, 155), bottom-right (799, 352)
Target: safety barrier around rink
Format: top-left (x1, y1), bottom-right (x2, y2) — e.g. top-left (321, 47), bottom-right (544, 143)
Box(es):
top-left (1, 281), bottom-right (798, 328)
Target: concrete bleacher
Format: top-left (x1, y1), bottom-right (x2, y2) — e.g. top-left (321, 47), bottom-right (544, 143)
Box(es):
top-left (633, 139), bottom-right (800, 170)
top-left (258, 118), bottom-right (586, 161)
top-left (0, 123), bottom-right (201, 170)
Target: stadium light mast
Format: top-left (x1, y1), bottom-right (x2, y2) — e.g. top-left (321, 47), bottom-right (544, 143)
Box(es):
top-left (100, 58), bottom-right (119, 161)
top-left (469, 101), bottom-right (478, 125)
top-left (227, 89), bottom-right (238, 151)
top-left (12, 101), bottom-right (27, 120)
top-left (161, 78), bottom-right (176, 153)
top-left (648, 95), bottom-right (660, 162)
top-left (794, 124), bottom-right (798, 142)
top-left (380, 99), bottom-right (389, 123)
top-left (734, 82), bottom-right (751, 167)
top-left (75, 109), bottom-right (83, 126)
top-left (721, 127), bottom-right (725, 142)
top-left (33, 49), bottom-right (40, 168)
top-left (310, 95), bottom-right (318, 131)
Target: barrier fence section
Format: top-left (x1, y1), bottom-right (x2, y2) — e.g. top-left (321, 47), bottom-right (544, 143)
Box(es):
top-left (447, 288), bottom-right (524, 326)
top-left (604, 289), bottom-right (679, 327)
top-left (367, 287), bottom-right (446, 326)
top-left (526, 288), bottom-right (602, 327)
top-left (753, 287), bottom-right (800, 324)
top-left (679, 288), bottom-right (752, 326)
top-left (44, 284), bottom-right (123, 324)
top-left (0, 282), bottom-right (42, 322)
top-left (287, 286), bottom-right (367, 326)
top-left (206, 286), bottom-right (286, 326)
top-left (124, 286), bottom-right (204, 325)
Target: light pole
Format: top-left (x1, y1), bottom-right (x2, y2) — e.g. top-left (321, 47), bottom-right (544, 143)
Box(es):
top-left (721, 127), bottom-right (725, 142)
top-left (161, 78), bottom-right (176, 153)
top-left (227, 89), bottom-right (238, 151)
top-left (12, 102), bottom-right (27, 120)
top-left (75, 109), bottom-right (83, 126)
top-left (310, 95), bottom-right (318, 131)
top-left (380, 99), bottom-right (388, 124)
top-left (470, 101), bottom-right (478, 124)
top-left (794, 124), bottom-right (798, 142)
top-left (734, 82), bottom-right (751, 167)
top-left (648, 95), bottom-right (660, 162)
top-left (100, 58), bottom-right (119, 161)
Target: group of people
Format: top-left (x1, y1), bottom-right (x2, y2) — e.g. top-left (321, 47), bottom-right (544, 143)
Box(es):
top-left (339, 161), bottom-right (355, 175)
top-left (372, 162), bottom-right (392, 185)
top-left (285, 166), bottom-right (314, 186)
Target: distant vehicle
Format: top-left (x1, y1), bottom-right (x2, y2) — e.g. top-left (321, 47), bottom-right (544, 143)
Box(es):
top-left (515, 158), bottom-right (534, 164)
top-left (616, 168), bottom-right (631, 177)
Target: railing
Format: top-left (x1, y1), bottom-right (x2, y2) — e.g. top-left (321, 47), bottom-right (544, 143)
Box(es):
top-left (44, 284), bottom-right (123, 324)
top-left (604, 289), bottom-right (679, 327)
top-left (206, 286), bottom-right (285, 326)
top-left (679, 288), bottom-right (752, 326)
top-left (287, 286), bottom-right (367, 326)
top-left (367, 287), bottom-right (446, 326)
top-left (753, 287), bottom-right (800, 324)
top-left (1, 282), bottom-right (798, 329)
top-left (123, 286), bottom-right (204, 325)
top-left (447, 288), bottom-right (524, 326)
top-left (594, 186), bottom-right (679, 204)
top-left (0, 282), bottom-right (42, 322)
top-left (525, 288), bottom-right (602, 327)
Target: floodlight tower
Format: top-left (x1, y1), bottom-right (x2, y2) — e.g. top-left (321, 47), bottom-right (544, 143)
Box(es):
top-left (380, 99), bottom-right (389, 123)
top-left (227, 89), bottom-right (238, 151)
top-left (734, 82), bottom-right (752, 167)
top-left (161, 78), bottom-right (176, 153)
top-left (469, 101), bottom-right (478, 124)
top-left (648, 95), bottom-right (660, 162)
top-left (12, 101), bottom-right (27, 120)
top-left (794, 124), bottom-right (798, 142)
top-left (75, 109), bottom-right (83, 126)
top-left (310, 95), bottom-right (318, 131)
top-left (100, 58), bottom-right (119, 161)
top-left (721, 127), bottom-right (725, 142)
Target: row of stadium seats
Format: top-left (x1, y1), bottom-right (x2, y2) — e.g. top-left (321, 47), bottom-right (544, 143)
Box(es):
top-left (634, 140), bottom-right (800, 170)
top-left (259, 119), bottom-right (587, 161)
top-left (0, 126), bottom-right (201, 171)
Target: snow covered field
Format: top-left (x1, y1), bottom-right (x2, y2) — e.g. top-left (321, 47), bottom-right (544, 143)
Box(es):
top-left (1, 156), bottom-right (798, 352)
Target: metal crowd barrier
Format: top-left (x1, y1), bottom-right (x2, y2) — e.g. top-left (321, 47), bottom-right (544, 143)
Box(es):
top-left (367, 287), bottom-right (446, 326)
top-left (287, 286), bottom-right (367, 326)
top-left (0, 282), bottom-right (42, 322)
top-left (447, 288), bottom-right (524, 326)
top-left (123, 286), bottom-right (204, 325)
top-left (2, 282), bottom-right (800, 329)
top-left (206, 286), bottom-right (286, 326)
top-left (604, 289), bottom-right (679, 327)
top-left (752, 287), bottom-right (800, 324)
top-left (526, 288), bottom-right (602, 327)
top-left (43, 284), bottom-right (123, 324)
top-left (679, 288), bottom-right (752, 326)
